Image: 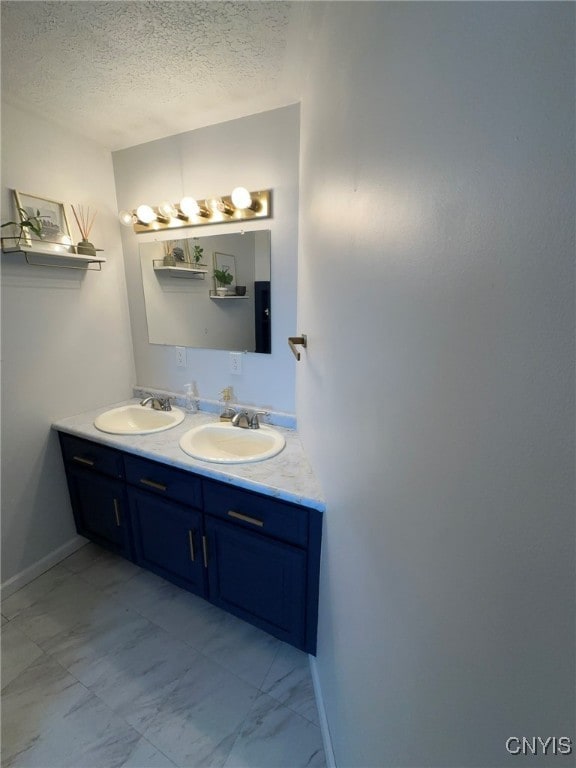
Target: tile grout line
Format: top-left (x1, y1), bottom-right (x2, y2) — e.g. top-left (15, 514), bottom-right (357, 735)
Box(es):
top-left (138, 735), bottom-right (179, 768)
top-left (6, 552), bottom-right (324, 747)
top-left (221, 687), bottom-right (325, 768)
top-left (3, 566), bottom-right (325, 767)
top-left (99, 572), bottom-right (286, 695)
top-left (261, 684), bottom-right (322, 727)
top-left (10, 651), bottom-right (165, 768)
top-left (1, 563), bottom-right (79, 622)
top-left (4, 569), bottom-right (181, 768)
top-left (259, 638), bottom-right (282, 690)
top-left (81, 569), bottom-right (324, 729)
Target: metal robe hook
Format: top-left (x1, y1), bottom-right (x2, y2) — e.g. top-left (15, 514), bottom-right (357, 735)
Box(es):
top-left (288, 334), bottom-right (307, 361)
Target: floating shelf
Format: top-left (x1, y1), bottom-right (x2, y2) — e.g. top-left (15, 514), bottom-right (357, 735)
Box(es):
top-left (153, 259), bottom-right (207, 279)
top-left (209, 291), bottom-right (250, 300)
top-left (1, 238), bottom-right (106, 270)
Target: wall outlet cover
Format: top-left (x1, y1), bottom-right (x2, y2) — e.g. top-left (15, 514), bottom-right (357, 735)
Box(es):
top-left (229, 352), bottom-right (242, 375)
top-left (176, 346), bottom-right (186, 368)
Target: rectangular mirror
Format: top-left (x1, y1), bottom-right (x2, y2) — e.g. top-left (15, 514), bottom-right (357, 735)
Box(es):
top-left (140, 230), bottom-right (271, 353)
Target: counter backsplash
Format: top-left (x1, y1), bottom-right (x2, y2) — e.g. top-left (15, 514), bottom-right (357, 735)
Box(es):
top-left (133, 386), bottom-right (297, 430)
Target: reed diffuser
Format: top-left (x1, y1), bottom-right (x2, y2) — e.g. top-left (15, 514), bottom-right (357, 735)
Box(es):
top-left (71, 205), bottom-right (97, 256)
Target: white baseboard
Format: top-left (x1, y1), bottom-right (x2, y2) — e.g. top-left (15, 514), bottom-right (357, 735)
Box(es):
top-left (309, 654), bottom-right (336, 768)
top-left (1, 535), bottom-right (87, 600)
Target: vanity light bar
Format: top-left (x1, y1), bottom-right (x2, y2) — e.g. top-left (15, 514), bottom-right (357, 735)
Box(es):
top-left (121, 189), bottom-right (271, 234)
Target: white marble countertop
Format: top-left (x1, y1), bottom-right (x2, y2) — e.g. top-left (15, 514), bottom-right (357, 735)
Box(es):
top-left (53, 399), bottom-right (325, 511)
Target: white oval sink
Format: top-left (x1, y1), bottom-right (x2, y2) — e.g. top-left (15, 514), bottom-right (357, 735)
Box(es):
top-left (94, 405), bottom-right (185, 435)
top-left (179, 422), bottom-right (285, 464)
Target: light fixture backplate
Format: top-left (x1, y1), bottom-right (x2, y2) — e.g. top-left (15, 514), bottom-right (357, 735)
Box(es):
top-left (133, 189), bottom-right (271, 233)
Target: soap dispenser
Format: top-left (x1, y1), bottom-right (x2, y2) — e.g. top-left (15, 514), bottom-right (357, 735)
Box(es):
top-left (184, 382), bottom-right (198, 414)
top-left (219, 386), bottom-right (236, 421)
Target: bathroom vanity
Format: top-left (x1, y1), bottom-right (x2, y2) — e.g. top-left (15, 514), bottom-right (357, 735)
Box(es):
top-left (55, 403), bottom-right (324, 654)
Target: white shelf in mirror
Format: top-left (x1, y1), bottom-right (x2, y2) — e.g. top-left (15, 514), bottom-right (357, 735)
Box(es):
top-left (209, 291), bottom-right (250, 300)
top-left (153, 260), bottom-right (207, 279)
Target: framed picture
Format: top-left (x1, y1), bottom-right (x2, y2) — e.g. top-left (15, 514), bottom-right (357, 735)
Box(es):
top-left (164, 239), bottom-right (190, 265)
top-left (213, 252), bottom-right (236, 291)
top-left (13, 190), bottom-right (72, 247)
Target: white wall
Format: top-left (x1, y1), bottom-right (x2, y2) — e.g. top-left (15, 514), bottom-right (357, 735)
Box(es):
top-left (113, 106), bottom-right (300, 414)
top-left (1, 102), bottom-right (135, 586)
top-left (298, 4), bottom-right (575, 766)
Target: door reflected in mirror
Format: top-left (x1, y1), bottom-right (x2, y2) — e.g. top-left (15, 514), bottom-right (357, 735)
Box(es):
top-left (140, 230), bottom-right (271, 353)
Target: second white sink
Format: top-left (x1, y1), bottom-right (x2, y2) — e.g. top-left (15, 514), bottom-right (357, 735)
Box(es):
top-left (179, 422), bottom-right (285, 463)
top-left (94, 405), bottom-right (185, 435)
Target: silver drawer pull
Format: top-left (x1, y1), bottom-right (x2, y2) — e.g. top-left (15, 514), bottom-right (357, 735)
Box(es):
top-left (73, 455), bottom-right (95, 467)
top-left (140, 478), bottom-right (167, 492)
top-left (188, 529), bottom-right (195, 562)
top-left (113, 498), bottom-right (121, 527)
top-left (227, 509), bottom-right (264, 527)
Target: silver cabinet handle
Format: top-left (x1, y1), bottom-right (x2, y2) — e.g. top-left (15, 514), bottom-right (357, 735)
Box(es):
top-left (227, 509), bottom-right (264, 527)
top-left (113, 498), bottom-right (121, 527)
top-left (188, 529), bottom-right (195, 562)
top-left (140, 478), bottom-right (167, 492)
top-left (202, 535), bottom-right (208, 568)
top-left (73, 455), bottom-right (95, 467)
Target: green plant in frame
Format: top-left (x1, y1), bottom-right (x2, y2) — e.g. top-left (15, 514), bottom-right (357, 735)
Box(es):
top-left (1, 207), bottom-right (43, 239)
top-left (213, 266), bottom-right (234, 286)
top-left (192, 244), bottom-right (204, 264)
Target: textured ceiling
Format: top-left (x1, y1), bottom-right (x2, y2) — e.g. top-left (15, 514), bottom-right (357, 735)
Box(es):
top-left (1, 1), bottom-right (316, 150)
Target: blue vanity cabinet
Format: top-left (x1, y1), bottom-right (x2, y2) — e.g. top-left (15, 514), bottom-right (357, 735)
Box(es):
top-left (124, 455), bottom-right (206, 598)
top-left (203, 479), bottom-right (321, 653)
top-left (58, 432), bottom-right (322, 654)
top-left (58, 434), bottom-right (132, 559)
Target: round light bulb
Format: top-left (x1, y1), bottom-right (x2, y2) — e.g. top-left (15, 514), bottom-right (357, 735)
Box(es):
top-left (135, 204), bottom-right (156, 224)
top-left (207, 197), bottom-right (234, 215)
top-left (231, 187), bottom-right (252, 210)
top-left (179, 197), bottom-right (200, 218)
top-left (118, 210), bottom-right (134, 227)
top-left (208, 197), bottom-right (224, 213)
top-left (158, 201), bottom-right (177, 218)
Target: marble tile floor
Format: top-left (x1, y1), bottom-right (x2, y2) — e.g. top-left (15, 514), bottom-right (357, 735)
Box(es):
top-left (1, 543), bottom-right (326, 768)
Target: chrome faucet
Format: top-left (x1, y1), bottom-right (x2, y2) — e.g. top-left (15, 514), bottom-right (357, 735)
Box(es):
top-left (231, 410), bottom-right (266, 429)
top-left (140, 395), bottom-right (172, 411)
top-left (231, 410), bottom-right (251, 429)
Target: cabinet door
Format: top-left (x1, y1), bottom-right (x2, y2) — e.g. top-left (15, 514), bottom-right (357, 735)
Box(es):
top-left (67, 467), bottom-right (131, 558)
top-left (205, 516), bottom-right (307, 650)
top-left (128, 488), bottom-right (206, 598)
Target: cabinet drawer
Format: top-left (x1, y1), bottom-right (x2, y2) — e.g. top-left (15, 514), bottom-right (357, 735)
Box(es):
top-left (124, 455), bottom-right (202, 509)
top-left (203, 480), bottom-right (308, 547)
top-left (59, 433), bottom-right (124, 479)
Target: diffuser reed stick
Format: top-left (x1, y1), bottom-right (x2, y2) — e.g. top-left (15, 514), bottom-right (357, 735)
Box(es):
top-left (71, 205), bottom-right (97, 256)
top-left (71, 205), bottom-right (97, 241)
